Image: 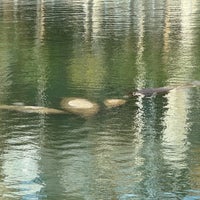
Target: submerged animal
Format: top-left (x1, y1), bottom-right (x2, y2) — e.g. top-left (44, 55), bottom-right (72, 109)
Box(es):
top-left (104, 98), bottom-right (127, 108)
top-left (0, 105), bottom-right (67, 114)
top-left (131, 86), bottom-right (174, 97)
top-left (60, 97), bottom-right (99, 117)
top-left (126, 82), bottom-right (199, 98)
top-left (1, 81), bottom-right (200, 116)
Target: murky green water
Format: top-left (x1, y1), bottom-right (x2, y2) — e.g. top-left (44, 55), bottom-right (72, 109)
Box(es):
top-left (1, 0), bottom-right (200, 199)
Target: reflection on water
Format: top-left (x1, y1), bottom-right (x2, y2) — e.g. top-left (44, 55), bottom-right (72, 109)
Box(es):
top-left (162, 89), bottom-right (190, 169)
top-left (1, 0), bottom-right (200, 199)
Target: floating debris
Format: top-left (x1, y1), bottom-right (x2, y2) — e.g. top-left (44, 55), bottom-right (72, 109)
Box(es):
top-left (0, 105), bottom-right (67, 114)
top-left (104, 98), bottom-right (127, 108)
top-left (60, 97), bottom-right (99, 117)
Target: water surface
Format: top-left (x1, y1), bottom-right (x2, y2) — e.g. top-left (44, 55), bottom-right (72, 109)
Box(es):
top-left (1, 0), bottom-right (200, 199)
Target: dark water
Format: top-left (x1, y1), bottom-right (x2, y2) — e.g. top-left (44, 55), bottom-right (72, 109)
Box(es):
top-left (1, 0), bottom-right (200, 199)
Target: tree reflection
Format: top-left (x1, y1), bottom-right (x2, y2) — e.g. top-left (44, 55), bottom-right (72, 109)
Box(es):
top-left (0, 0), bottom-right (200, 199)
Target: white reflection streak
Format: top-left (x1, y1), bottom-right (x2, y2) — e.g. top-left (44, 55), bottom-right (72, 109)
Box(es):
top-left (168, 0), bottom-right (196, 80)
top-left (91, 0), bottom-right (101, 38)
top-left (162, 0), bottom-right (197, 168)
top-left (162, 90), bottom-right (189, 168)
top-left (83, 0), bottom-right (101, 41)
top-left (2, 140), bottom-right (42, 196)
top-left (83, 0), bottom-right (91, 41)
top-left (134, 0), bottom-right (145, 134)
top-left (181, 0), bottom-right (195, 16)
top-left (135, 1), bottom-right (145, 89)
top-left (35, 0), bottom-right (48, 107)
top-left (180, 0), bottom-right (196, 43)
top-left (163, 0), bottom-right (170, 60)
top-left (132, 0), bottom-right (145, 168)
top-left (36, 0), bottom-right (45, 43)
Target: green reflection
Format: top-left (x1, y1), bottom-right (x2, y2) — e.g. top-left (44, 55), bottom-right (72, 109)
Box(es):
top-left (0, 0), bottom-right (200, 199)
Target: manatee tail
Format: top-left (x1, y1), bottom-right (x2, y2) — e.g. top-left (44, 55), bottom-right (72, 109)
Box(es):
top-left (175, 82), bottom-right (199, 90)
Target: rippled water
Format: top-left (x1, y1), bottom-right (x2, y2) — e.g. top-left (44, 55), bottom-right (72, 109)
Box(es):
top-left (1, 0), bottom-right (200, 199)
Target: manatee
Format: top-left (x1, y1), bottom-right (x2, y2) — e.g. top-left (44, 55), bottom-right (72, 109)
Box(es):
top-left (0, 105), bottom-right (67, 114)
top-left (131, 86), bottom-right (174, 97)
top-left (60, 97), bottom-right (99, 117)
top-left (126, 82), bottom-right (200, 98)
top-left (104, 99), bottom-right (127, 108)
top-left (191, 80), bottom-right (200, 86)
